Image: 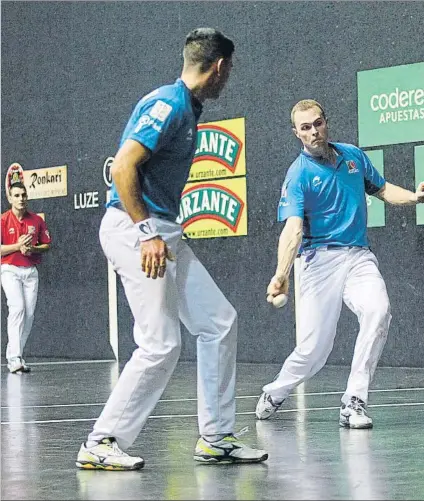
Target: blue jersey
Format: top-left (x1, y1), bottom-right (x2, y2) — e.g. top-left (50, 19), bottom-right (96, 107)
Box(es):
top-left (277, 142), bottom-right (386, 249)
top-left (107, 78), bottom-right (203, 221)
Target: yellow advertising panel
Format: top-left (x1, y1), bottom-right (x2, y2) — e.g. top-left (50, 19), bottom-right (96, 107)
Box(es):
top-left (177, 177), bottom-right (247, 239)
top-left (188, 117), bottom-right (246, 182)
top-left (23, 165), bottom-right (68, 200)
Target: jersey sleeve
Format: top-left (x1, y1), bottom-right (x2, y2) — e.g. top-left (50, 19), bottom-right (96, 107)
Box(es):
top-left (0, 216), bottom-right (5, 244)
top-left (127, 97), bottom-right (181, 154)
top-left (362, 151), bottom-right (386, 195)
top-left (38, 218), bottom-right (51, 244)
top-left (277, 169), bottom-right (305, 222)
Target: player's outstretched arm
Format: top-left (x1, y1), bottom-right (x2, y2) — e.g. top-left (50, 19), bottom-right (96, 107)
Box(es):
top-left (374, 181), bottom-right (424, 206)
top-left (267, 216), bottom-right (303, 301)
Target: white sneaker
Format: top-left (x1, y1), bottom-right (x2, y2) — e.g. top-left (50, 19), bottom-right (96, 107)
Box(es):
top-left (76, 438), bottom-right (145, 470)
top-left (7, 357), bottom-right (30, 374)
top-left (339, 397), bottom-right (373, 429)
top-left (194, 430), bottom-right (268, 464)
top-left (255, 392), bottom-right (284, 420)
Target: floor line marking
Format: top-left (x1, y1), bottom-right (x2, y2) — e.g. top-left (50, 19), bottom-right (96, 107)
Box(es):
top-left (2, 401), bottom-right (424, 425)
top-left (3, 387), bottom-right (424, 410)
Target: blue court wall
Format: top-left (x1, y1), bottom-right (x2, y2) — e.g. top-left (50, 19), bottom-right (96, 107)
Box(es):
top-left (1, 1), bottom-right (423, 366)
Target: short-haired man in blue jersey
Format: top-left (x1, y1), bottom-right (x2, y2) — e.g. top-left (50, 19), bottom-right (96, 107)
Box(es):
top-left (256, 99), bottom-right (424, 428)
top-left (76, 28), bottom-right (267, 470)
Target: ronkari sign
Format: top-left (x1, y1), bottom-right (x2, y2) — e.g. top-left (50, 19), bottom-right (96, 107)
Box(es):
top-left (177, 177), bottom-right (247, 239)
top-left (188, 117), bottom-right (246, 182)
top-left (23, 165), bottom-right (68, 200)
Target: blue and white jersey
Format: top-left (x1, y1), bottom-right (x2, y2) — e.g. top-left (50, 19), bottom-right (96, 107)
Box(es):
top-left (277, 142), bottom-right (386, 249)
top-left (107, 78), bottom-right (203, 221)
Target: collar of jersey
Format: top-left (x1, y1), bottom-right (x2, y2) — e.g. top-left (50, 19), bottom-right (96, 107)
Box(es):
top-left (300, 142), bottom-right (345, 169)
top-left (10, 209), bottom-right (30, 223)
top-left (176, 78), bottom-right (203, 119)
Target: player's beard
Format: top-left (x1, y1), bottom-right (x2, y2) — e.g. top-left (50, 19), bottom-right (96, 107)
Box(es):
top-left (207, 72), bottom-right (225, 100)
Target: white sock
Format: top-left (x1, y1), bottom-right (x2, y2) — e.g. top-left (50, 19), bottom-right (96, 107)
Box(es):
top-left (202, 433), bottom-right (230, 443)
top-left (85, 440), bottom-right (100, 448)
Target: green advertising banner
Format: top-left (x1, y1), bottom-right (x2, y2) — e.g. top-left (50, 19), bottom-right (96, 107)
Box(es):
top-left (358, 62), bottom-right (424, 147)
top-left (416, 146), bottom-right (424, 225)
top-left (366, 150), bottom-right (385, 228)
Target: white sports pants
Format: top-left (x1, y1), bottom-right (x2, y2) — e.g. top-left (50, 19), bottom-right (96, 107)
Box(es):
top-left (1, 264), bottom-right (39, 361)
top-left (263, 247), bottom-right (391, 404)
top-left (89, 207), bottom-right (237, 448)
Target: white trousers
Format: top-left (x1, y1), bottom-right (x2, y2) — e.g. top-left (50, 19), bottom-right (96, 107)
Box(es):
top-left (263, 247), bottom-right (391, 404)
top-left (89, 207), bottom-right (238, 448)
top-left (1, 264), bottom-right (39, 361)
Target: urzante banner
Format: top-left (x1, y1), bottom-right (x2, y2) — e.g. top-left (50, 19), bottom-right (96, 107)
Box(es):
top-left (188, 117), bottom-right (246, 182)
top-left (177, 177), bottom-right (247, 239)
top-left (358, 62), bottom-right (424, 147)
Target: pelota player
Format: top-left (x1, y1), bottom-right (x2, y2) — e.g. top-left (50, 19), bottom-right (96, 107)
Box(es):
top-left (256, 99), bottom-right (424, 428)
top-left (76, 28), bottom-right (268, 471)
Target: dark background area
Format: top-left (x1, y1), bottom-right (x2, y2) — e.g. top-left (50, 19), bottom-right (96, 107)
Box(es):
top-left (2, 1), bottom-right (423, 366)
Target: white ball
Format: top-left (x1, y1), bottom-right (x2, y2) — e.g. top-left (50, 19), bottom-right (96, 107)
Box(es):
top-left (267, 294), bottom-right (288, 308)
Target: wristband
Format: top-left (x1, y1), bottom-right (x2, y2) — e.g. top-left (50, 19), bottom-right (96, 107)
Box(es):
top-left (134, 218), bottom-right (159, 242)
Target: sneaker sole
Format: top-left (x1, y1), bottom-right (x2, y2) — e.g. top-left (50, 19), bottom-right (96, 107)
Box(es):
top-left (8, 368), bottom-right (24, 374)
top-left (193, 453), bottom-right (268, 464)
top-left (76, 460), bottom-right (144, 471)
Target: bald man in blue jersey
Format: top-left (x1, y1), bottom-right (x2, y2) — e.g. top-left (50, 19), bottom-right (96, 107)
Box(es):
top-left (256, 99), bottom-right (424, 428)
top-left (76, 28), bottom-right (267, 470)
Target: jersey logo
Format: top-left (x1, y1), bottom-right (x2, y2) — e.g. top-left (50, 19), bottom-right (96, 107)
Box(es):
top-left (8, 228), bottom-right (15, 234)
top-left (134, 115), bottom-right (152, 132)
top-left (149, 100), bottom-right (173, 122)
top-left (186, 128), bottom-right (193, 141)
top-left (347, 160), bottom-right (359, 174)
top-left (312, 176), bottom-right (322, 187)
top-left (28, 226), bottom-right (36, 235)
top-left (134, 114), bottom-right (163, 134)
top-left (279, 182), bottom-right (289, 207)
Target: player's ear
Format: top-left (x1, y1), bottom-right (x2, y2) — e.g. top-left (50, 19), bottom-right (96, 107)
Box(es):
top-left (216, 58), bottom-right (224, 75)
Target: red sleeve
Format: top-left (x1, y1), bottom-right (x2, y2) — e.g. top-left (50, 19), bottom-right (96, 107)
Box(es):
top-left (1, 214), bottom-right (6, 244)
top-left (38, 218), bottom-right (52, 244)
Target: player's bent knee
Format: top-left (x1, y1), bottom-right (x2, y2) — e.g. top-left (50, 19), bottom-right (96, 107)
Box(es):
top-left (133, 339), bottom-right (182, 364)
top-left (159, 341), bottom-right (182, 361)
top-left (293, 345), bottom-right (332, 371)
top-left (367, 297), bottom-right (391, 324)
